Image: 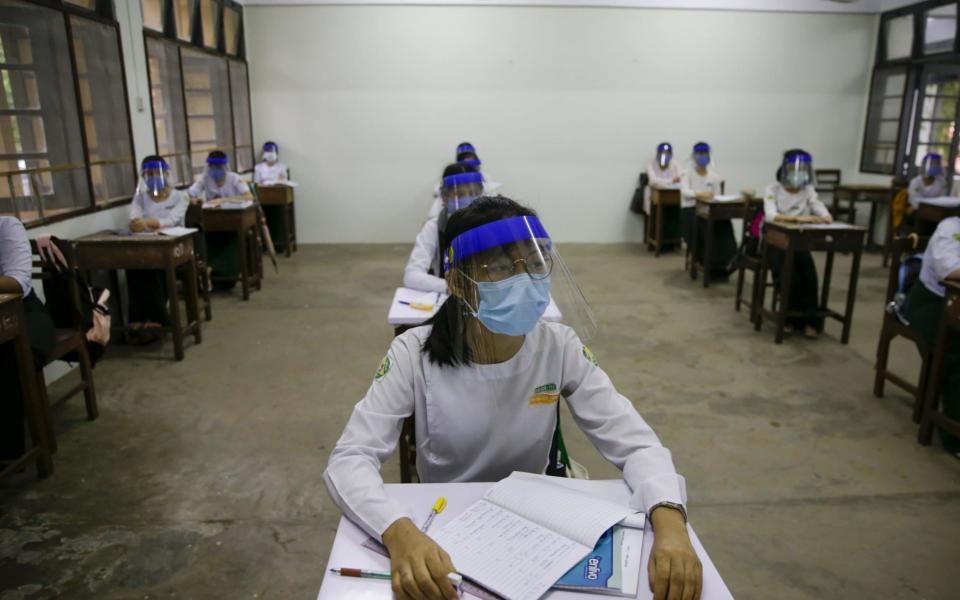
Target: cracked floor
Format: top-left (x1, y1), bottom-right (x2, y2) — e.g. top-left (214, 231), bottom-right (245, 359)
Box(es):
top-left (2, 244), bottom-right (959, 599)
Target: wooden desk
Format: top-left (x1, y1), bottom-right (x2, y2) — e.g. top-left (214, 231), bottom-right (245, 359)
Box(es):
top-left (915, 199), bottom-right (960, 234)
top-left (756, 222), bottom-right (867, 344)
top-left (258, 184), bottom-right (297, 257)
top-left (647, 187), bottom-right (681, 257)
top-left (919, 280), bottom-right (960, 445)
top-left (316, 480), bottom-right (734, 600)
top-left (834, 184), bottom-right (891, 251)
top-left (0, 294), bottom-right (53, 480)
top-left (76, 231), bottom-right (201, 361)
top-left (203, 205), bottom-right (261, 300)
top-left (690, 197), bottom-right (750, 288)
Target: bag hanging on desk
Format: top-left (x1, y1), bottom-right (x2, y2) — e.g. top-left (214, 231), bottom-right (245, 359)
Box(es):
top-left (629, 173), bottom-right (649, 215)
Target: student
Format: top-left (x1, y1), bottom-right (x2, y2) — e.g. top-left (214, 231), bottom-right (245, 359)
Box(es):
top-left (405, 164), bottom-right (482, 294)
top-left (253, 141), bottom-right (288, 185)
top-left (188, 151), bottom-right (253, 287)
top-left (680, 142), bottom-right (735, 280)
top-left (903, 216), bottom-right (960, 457)
top-left (763, 149), bottom-right (833, 339)
top-left (454, 141), bottom-right (501, 196)
top-left (905, 153), bottom-right (947, 228)
top-left (325, 196), bottom-right (701, 600)
top-left (0, 216), bottom-right (55, 461)
top-left (645, 142), bottom-right (682, 241)
top-left (127, 156), bottom-right (190, 337)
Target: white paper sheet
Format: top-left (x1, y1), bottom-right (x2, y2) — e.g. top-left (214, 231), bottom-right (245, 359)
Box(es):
top-left (711, 194), bottom-right (742, 202)
top-left (204, 200), bottom-right (253, 209)
top-left (159, 226), bottom-right (198, 236)
top-left (920, 196), bottom-right (960, 208)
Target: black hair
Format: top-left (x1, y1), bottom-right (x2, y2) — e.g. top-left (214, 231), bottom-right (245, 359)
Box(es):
top-left (208, 149), bottom-right (227, 160)
top-left (141, 155), bottom-right (163, 167)
top-left (456, 151), bottom-right (479, 162)
top-left (422, 195), bottom-right (538, 367)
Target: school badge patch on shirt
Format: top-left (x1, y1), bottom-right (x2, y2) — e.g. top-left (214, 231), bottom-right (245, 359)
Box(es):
top-left (582, 345), bottom-right (598, 366)
top-left (953, 233), bottom-right (960, 242)
top-left (374, 355), bottom-right (391, 381)
top-left (529, 383), bottom-right (559, 406)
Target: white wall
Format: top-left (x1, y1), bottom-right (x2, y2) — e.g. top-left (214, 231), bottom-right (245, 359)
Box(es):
top-left (245, 5), bottom-right (881, 243)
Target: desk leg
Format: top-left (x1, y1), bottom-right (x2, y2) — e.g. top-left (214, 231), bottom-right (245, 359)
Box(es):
top-left (755, 243), bottom-right (768, 331)
top-left (703, 216), bottom-right (715, 289)
top-left (846, 196), bottom-right (857, 225)
top-left (186, 255), bottom-right (202, 344)
top-left (841, 249), bottom-right (862, 344)
top-left (165, 259), bottom-right (185, 361)
top-left (655, 201), bottom-right (663, 257)
top-left (110, 269), bottom-right (127, 343)
top-left (820, 250), bottom-right (834, 313)
top-left (868, 200), bottom-right (878, 249)
top-left (238, 226), bottom-right (250, 301)
top-left (15, 332), bottom-right (52, 477)
top-left (775, 248), bottom-right (795, 344)
top-left (290, 203), bottom-right (297, 252)
top-left (689, 214), bottom-right (698, 280)
top-left (283, 204), bottom-right (292, 258)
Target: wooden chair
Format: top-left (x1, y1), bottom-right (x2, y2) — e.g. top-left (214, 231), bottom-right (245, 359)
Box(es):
top-left (815, 168), bottom-right (844, 220)
top-left (734, 200), bottom-right (776, 324)
top-left (30, 239), bottom-right (98, 453)
top-left (918, 280), bottom-right (960, 446)
top-left (873, 235), bottom-right (931, 422)
top-left (185, 203), bottom-right (213, 321)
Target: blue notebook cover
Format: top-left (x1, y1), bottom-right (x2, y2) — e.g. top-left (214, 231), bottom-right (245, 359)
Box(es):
top-left (554, 526), bottom-right (624, 593)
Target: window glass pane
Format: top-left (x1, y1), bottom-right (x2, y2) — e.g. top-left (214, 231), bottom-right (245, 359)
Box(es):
top-left (64, 0), bottom-right (96, 9)
top-left (883, 72), bottom-right (906, 96)
top-left (862, 68), bottom-right (908, 173)
top-left (920, 94), bottom-right (956, 121)
top-left (924, 3), bottom-right (957, 54)
top-left (0, 1), bottom-right (89, 223)
top-left (142, 0), bottom-right (164, 33)
top-left (228, 60), bottom-right (252, 171)
top-left (200, 0), bottom-right (218, 49)
top-left (886, 14), bottom-right (914, 60)
top-left (146, 37), bottom-right (191, 185)
top-left (224, 6), bottom-right (239, 56)
top-left (175, 0), bottom-right (196, 42)
top-left (181, 47), bottom-right (233, 176)
top-left (71, 16), bottom-right (135, 206)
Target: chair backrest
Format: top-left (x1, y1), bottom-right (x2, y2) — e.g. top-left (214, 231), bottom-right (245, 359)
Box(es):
top-left (29, 238), bottom-right (84, 331)
top-left (815, 168), bottom-right (841, 189)
top-left (885, 234), bottom-right (930, 303)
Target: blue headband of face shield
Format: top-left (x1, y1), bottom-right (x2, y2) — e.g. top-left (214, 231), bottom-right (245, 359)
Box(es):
top-left (444, 215), bottom-right (551, 274)
top-left (457, 143), bottom-right (476, 156)
top-left (207, 156), bottom-right (228, 166)
top-left (442, 171), bottom-right (484, 189)
top-left (657, 143), bottom-right (672, 153)
top-left (783, 151), bottom-right (812, 165)
top-left (142, 159), bottom-right (169, 171)
top-left (922, 153), bottom-right (944, 177)
top-left (693, 143), bottom-right (710, 153)
top-left (262, 143), bottom-right (278, 152)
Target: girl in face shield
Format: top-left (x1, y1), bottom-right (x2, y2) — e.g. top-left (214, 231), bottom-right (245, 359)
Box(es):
top-left (680, 142), bottom-right (737, 281)
top-left (404, 163), bottom-right (483, 294)
top-left (763, 149), bottom-right (834, 339)
top-left (454, 140), bottom-right (502, 197)
top-left (907, 153), bottom-right (947, 216)
top-left (253, 141), bottom-right (288, 185)
top-left (187, 150), bottom-right (252, 202)
top-left (325, 196), bottom-right (701, 600)
top-left (126, 156), bottom-right (191, 336)
top-left (644, 142), bottom-right (682, 239)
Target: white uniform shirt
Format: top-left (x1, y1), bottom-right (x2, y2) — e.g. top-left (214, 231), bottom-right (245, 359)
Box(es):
top-left (763, 183), bottom-right (830, 222)
top-left (0, 216), bottom-right (32, 296)
top-left (188, 171), bottom-right (250, 200)
top-left (323, 321), bottom-right (688, 540)
top-left (644, 160), bottom-right (682, 213)
top-left (129, 189), bottom-right (189, 228)
top-left (907, 175), bottom-right (947, 209)
top-left (426, 197), bottom-right (443, 221)
top-left (253, 161), bottom-right (288, 185)
top-left (919, 217), bottom-right (960, 297)
top-left (403, 217), bottom-right (446, 293)
top-left (680, 168), bottom-right (723, 209)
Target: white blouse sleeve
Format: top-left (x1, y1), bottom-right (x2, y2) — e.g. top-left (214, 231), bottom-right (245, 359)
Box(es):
top-left (323, 334), bottom-right (419, 540)
top-left (930, 219), bottom-right (960, 282)
top-left (807, 187), bottom-right (831, 219)
top-left (129, 193), bottom-right (144, 220)
top-left (403, 219), bottom-right (447, 294)
top-left (646, 161), bottom-right (675, 188)
top-left (558, 328), bottom-right (687, 516)
top-left (763, 184), bottom-right (780, 222)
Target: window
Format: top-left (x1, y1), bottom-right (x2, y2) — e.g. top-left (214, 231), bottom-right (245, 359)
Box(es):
top-left (181, 47), bottom-right (233, 175)
top-left (223, 4), bottom-right (239, 56)
top-left (912, 68), bottom-right (960, 173)
top-left (142, 0), bottom-right (164, 33)
top-left (0, 0), bottom-right (96, 225)
top-left (175, 0), bottom-right (196, 43)
top-left (861, 68), bottom-right (908, 174)
top-left (229, 60), bottom-right (252, 172)
top-left (146, 37), bottom-right (191, 185)
top-left (886, 14), bottom-right (914, 61)
top-left (200, 0), bottom-right (219, 50)
top-left (71, 16), bottom-right (136, 205)
top-left (924, 4), bottom-right (957, 54)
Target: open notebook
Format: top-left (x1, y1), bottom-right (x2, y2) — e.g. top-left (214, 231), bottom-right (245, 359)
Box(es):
top-left (429, 472), bottom-right (639, 600)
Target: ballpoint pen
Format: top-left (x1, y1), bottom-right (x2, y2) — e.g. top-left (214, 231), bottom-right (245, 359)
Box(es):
top-left (421, 496), bottom-right (447, 532)
top-left (330, 568), bottom-right (391, 580)
top-left (398, 300), bottom-right (434, 311)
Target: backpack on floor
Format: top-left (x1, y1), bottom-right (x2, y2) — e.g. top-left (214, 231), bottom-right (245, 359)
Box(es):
top-left (629, 172), bottom-right (648, 215)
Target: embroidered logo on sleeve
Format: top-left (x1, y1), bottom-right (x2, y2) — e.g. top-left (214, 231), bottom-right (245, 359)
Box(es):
top-left (529, 383), bottom-right (559, 406)
top-left (374, 355), bottom-right (392, 381)
top-left (582, 345), bottom-right (598, 366)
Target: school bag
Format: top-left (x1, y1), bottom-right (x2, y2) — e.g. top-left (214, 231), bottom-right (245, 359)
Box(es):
top-left (629, 172), bottom-right (648, 214)
top-left (730, 205), bottom-right (765, 272)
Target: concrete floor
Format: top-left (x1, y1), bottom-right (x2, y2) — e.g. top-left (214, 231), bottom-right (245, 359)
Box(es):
top-left (2, 243), bottom-right (959, 600)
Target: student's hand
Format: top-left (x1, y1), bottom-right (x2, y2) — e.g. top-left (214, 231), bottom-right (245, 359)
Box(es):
top-left (774, 215), bottom-right (795, 224)
top-left (649, 507), bottom-right (702, 600)
top-left (822, 214), bottom-right (834, 224)
top-left (695, 191), bottom-right (713, 201)
top-left (130, 218), bottom-right (145, 232)
top-left (382, 518), bottom-right (459, 600)
top-left (145, 218), bottom-right (161, 230)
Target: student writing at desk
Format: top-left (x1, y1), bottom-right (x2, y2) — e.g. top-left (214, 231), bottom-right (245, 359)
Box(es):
top-left (905, 152), bottom-right (947, 229)
top-left (681, 141), bottom-right (735, 281)
top-left (903, 217), bottom-right (960, 457)
top-left (404, 163), bottom-right (483, 294)
top-left (325, 197), bottom-right (701, 600)
top-left (253, 141), bottom-right (288, 185)
top-left (0, 216), bottom-right (54, 461)
top-left (127, 156), bottom-right (190, 340)
top-left (188, 150), bottom-right (253, 288)
top-left (763, 148), bottom-right (833, 340)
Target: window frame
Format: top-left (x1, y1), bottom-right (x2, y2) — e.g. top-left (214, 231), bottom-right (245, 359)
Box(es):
top-left (2, 0), bottom-right (137, 228)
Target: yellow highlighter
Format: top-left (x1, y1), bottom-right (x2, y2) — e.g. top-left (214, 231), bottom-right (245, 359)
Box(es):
top-left (399, 300), bottom-right (434, 311)
top-left (421, 496), bottom-right (447, 532)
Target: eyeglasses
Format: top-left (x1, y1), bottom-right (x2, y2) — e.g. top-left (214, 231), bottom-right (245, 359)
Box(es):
top-left (479, 249), bottom-right (553, 282)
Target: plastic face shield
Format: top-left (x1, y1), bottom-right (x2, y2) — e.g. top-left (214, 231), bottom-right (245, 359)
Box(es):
top-left (459, 157), bottom-right (481, 169)
top-left (456, 143), bottom-right (476, 157)
top-left (262, 143), bottom-right (278, 163)
top-left (692, 142), bottom-right (711, 168)
top-left (206, 155), bottom-right (229, 184)
top-left (779, 151), bottom-right (814, 189)
top-left (921, 153), bottom-right (944, 177)
top-left (441, 172), bottom-right (485, 215)
top-left (656, 143), bottom-right (673, 169)
top-left (442, 215), bottom-right (597, 362)
top-left (139, 159), bottom-right (171, 199)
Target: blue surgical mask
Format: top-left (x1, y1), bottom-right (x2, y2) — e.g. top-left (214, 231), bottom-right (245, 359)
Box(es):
top-left (263, 151), bottom-right (278, 163)
top-left (472, 273), bottom-right (551, 336)
top-left (694, 154), bottom-right (710, 168)
top-left (208, 168), bottom-right (226, 182)
top-left (927, 165), bottom-right (943, 177)
top-left (144, 176), bottom-right (166, 193)
top-left (446, 195), bottom-right (479, 214)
